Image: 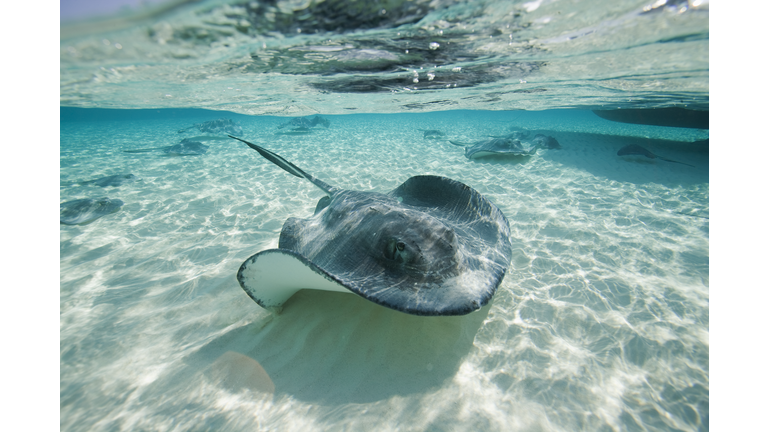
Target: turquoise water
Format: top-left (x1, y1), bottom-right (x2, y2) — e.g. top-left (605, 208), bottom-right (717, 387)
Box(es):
top-left (60, 108), bottom-right (708, 431)
top-left (58, 0), bottom-right (710, 430)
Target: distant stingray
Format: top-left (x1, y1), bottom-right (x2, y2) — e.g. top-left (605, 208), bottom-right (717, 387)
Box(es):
top-left (450, 138), bottom-right (540, 160)
top-left (277, 115), bottom-right (330, 131)
top-left (60, 197), bottom-right (124, 225)
top-left (617, 144), bottom-right (695, 167)
top-left (532, 134), bottom-right (562, 149)
top-left (275, 129), bottom-right (316, 136)
top-left (165, 139), bottom-right (209, 155)
top-left (184, 135), bottom-right (232, 142)
top-left (490, 130), bottom-right (531, 141)
top-left (419, 129), bottom-right (446, 139)
top-left (489, 132), bottom-right (561, 149)
top-left (178, 118), bottom-right (243, 135)
top-left (123, 139), bottom-right (208, 155)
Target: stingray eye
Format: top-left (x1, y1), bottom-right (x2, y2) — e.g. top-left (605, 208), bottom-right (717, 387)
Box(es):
top-left (384, 238), bottom-right (409, 263)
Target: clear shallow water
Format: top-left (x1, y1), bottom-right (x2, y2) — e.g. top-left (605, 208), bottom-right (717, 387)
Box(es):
top-left (60, 108), bottom-right (708, 431)
top-left (59, 0), bottom-right (709, 430)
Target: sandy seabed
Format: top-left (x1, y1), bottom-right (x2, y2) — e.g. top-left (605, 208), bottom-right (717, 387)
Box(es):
top-left (60, 110), bottom-right (708, 431)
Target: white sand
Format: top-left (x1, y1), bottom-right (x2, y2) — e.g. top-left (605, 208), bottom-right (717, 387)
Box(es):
top-left (60, 110), bottom-right (708, 431)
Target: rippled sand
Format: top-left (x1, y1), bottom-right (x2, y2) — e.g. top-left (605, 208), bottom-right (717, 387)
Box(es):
top-left (60, 110), bottom-right (708, 431)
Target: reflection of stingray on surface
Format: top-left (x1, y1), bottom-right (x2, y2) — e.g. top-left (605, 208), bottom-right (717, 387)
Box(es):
top-left (60, 197), bottom-right (124, 225)
top-left (229, 135), bottom-right (513, 316)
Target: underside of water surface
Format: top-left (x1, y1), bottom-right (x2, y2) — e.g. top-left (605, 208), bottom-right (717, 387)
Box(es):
top-left (61, 0), bottom-right (709, 116)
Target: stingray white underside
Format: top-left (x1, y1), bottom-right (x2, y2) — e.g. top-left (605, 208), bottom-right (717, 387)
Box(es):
top-left (238, 249), bottom-right (350, 312)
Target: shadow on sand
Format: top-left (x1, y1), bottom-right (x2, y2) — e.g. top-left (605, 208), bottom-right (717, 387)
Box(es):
top-left (176, 289), bottom-right (490, 404)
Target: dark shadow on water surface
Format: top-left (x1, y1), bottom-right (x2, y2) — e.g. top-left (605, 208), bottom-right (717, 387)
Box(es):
top-left (183, 289), bottom-right (490, 404)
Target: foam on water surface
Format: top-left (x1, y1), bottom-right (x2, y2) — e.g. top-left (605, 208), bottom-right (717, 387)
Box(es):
top-left (60, 109), bottom-right (708, 431)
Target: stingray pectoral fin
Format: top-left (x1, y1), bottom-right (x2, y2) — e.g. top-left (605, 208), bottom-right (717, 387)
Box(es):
top-left (528, 141), bottom-right (542, 154)
top-left (237, 249), bottom-right (350, 313)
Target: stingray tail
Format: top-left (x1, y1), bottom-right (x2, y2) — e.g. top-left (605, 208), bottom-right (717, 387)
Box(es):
top-left (659, 157), bottom-right (696, 168)
top-left (448, 140), bottom-right (467, 147)
top-left (228, 135), bottom-right (336, 195)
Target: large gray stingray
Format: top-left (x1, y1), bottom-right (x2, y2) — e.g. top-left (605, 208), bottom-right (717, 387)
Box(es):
top-left (79, 174), bottom-right (137, 187)
top-left (450, 138), bottom-right (540, 160)
top-left (124, 139), bottom-right (209, 155)
top-left (228, 135), bottom-right (514, 316)
top-left (60, 197), bottom-right (124, 225)
top-left (617, 144), bottom-right (695, 167)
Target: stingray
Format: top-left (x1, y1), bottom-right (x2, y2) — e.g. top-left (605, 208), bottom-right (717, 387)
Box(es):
top-left (419, 129), bottom-right (446, 139)
top-left (228, 135), bottom-right (514, 316)
top-left (178, 118), bottom-right (243, 135)
top-left (275, 129), bottom-right (316, 136)
top-left (312, 115), bottom-right (331, 128)
top-left (60, 197), bottom-right (124, 225)
top-left (123, 139), bottom-right (209, 155)
top-left (532, 134), bottom-right (562, 149)
top-left (277, 115), bottom-right (331, 130)
top-left (184, 135), bottom-right (232, 142)
top-left (278, 117), bottom-right (313, 131)
top-left (617, 144), bottom-right (695, 167)
top-left (490, 130), bottom-right (531, 141)
top-left (165, 139), bottom-right (209, 155)
top-left (78, 174), bottom-right (138, 187)
top-left (450, 138), bottom-right (540, 160)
